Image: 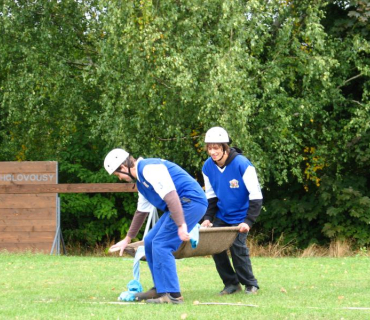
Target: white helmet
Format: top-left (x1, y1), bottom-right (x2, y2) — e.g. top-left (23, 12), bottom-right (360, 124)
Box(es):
top-left (204, 127), bottom-right (229, 143)
top-left (104, 148), bottom-right (129, 175)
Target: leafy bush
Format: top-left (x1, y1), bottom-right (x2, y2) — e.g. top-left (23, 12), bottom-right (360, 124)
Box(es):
top-left (1, 0), bottom-right (369, 249)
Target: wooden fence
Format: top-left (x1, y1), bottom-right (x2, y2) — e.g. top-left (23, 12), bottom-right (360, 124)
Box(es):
top-left (0, 162), bottom-right (58, 253)
top-left (0, 161), bottom-right (136, 253)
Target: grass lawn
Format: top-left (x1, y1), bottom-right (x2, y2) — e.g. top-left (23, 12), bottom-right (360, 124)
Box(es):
top-left (0, 252), bottom-right (369, 319)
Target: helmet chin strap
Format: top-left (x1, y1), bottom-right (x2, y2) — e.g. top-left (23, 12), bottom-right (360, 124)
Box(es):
top-left (215, 152), bottom-right (225, 163)
top-left (115, 156), bottom-right (136, 181)
top-left (115, 169), bottom-right (136, 181)
top-left (213, 148), bottom-right (226, 164)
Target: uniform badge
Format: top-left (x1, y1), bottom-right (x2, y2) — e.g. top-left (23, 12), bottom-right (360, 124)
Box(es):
top-left (229, 179), bottom-right (239, 188)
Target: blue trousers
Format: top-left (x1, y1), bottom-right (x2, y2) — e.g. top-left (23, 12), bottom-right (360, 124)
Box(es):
top-left (144, 199), bottom-right (207, 294)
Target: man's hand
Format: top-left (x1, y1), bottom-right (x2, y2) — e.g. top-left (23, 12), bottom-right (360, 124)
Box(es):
top-left (178, 223), bottom-right (190, 241)
top-left (108, 236), bottom-right (131, 256)
top-left (200, 219), bottom-right (213, 228)
top-left (238, 222), bottom-right (250, 233)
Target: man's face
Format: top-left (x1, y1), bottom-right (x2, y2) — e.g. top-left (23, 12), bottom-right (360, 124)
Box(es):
top-left (207, 143), bottom-right (223, 161)
top-left (113, 166), bottom-right (133, 182)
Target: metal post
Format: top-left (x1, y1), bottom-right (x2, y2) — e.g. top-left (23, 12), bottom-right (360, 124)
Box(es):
top-left (50, 163), bottom-right (66, 255)
top-left (50, 196), bottom-right (67, 255)
top-left (50, 195), bottom-right (60, 255)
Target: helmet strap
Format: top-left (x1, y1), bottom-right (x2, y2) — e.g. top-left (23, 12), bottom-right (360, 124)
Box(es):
top-left (115, 169), bottom-right (136, 181)
top-left (213, 146), bottom-right (226, 164)
top-left (215, 153), bottom-right (224, 163)
top-left (115, 156), bottom-right (136, 181)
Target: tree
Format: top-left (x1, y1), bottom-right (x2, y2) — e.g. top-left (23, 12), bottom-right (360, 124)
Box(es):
top-left (1, 0), bottom-right (369, 248)
top-left (0, 0), bottom-right (136, 246)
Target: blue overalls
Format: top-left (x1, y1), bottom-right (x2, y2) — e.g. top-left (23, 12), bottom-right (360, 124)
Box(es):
top-left (137, 159), bottom-right (207, 294)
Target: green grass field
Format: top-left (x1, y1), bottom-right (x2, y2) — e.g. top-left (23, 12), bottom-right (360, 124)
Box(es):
top-left (1, 252), bottom-right (369, 320)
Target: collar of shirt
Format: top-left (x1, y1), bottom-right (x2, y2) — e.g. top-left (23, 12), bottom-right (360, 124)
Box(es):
top-left (135, 157), bottom-right (144, 182)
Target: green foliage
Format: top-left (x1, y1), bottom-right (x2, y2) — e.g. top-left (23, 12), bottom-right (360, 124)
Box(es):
top-left (58, 135), bottom-right (138, 247)
top-left (0, 0), bottom-right (369, 248)
top-left (260, 174), bottom-right (370, 247)
top-left (0, 0), bottom-right (99, 161)
top-left (0, 0), bottom-right (137, 247)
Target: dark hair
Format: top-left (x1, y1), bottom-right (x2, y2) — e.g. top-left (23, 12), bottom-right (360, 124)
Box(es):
top-left (122, 155), bottom-right (136, 168)
top-left (206, 143), bottom-right (230, 154)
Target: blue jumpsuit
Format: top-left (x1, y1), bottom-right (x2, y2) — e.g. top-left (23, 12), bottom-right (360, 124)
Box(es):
top-left (136, 159), bottom-right (207, 294)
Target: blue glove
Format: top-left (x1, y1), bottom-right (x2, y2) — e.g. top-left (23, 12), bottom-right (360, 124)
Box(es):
top-left (118, 279), bottom-right (143, 302)
top-left (189, 223), bottom-right (200, 249)
top-left (127, 279), bottom-right (142, 293)
top-left (118, 291), bottom-right (136, 302)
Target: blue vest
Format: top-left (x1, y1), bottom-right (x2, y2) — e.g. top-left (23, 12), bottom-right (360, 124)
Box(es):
top-left (137, 158), bottom-right (207, 211)
top-left (203, 155), bottom-right (252, 224)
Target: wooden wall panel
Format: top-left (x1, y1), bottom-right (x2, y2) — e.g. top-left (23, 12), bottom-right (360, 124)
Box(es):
top-left (0, 162), bottom-right (57, 174)
top-left (0, 194), bottom-right (57, 209)
top-left (0, 162), bottom-right (57, 253)
top-left (0, 208), bottom-right (55, 220)
top-left (0, 243), bottom-right (54, 252)
top-left (0, 231), bottom-right (55, 241)
top-left (0, 225), bottom-right (56, 232)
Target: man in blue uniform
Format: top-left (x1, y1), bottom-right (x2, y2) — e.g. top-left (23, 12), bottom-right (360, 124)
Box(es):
top-left (104, 148), bottom-right (207, 304)
top-left (201, 127), bottom-right (263, 295)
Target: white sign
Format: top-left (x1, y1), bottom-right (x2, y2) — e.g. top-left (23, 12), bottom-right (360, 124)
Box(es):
top-left (0, 174), bottom-right (55, 182)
